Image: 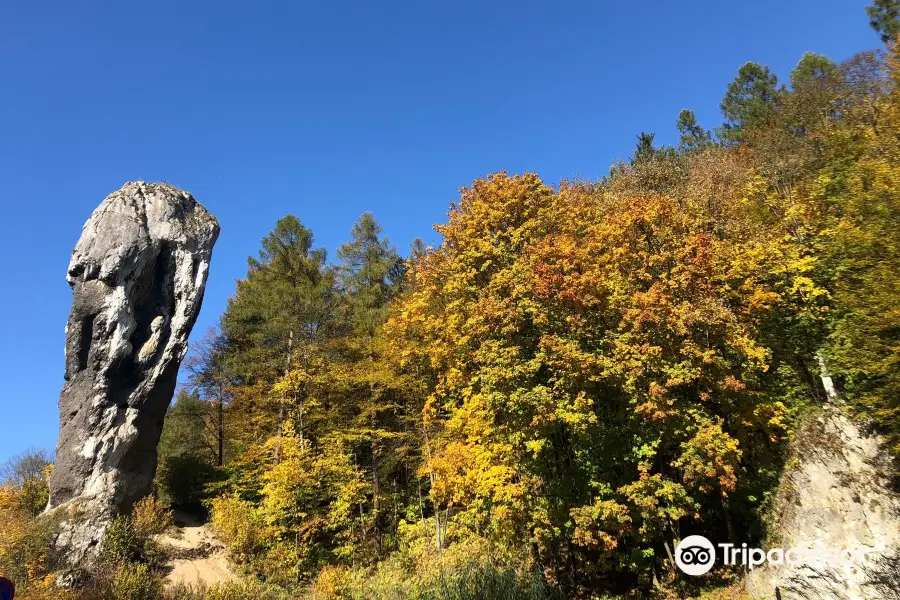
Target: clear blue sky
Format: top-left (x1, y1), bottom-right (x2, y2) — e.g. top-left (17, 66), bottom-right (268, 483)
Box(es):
top-left (0, 1), bottom-right (879, 462)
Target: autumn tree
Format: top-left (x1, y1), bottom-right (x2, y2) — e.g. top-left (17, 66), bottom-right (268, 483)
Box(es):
top-left (0, 449), bottom-right (52, 517)
top-left (803, 45), bottom-right (900, 462)
top-left (222, 215), bottom-right (333, 453)
top-left (388, 168), bottom-right (824, 594)
top-left (184, 327), bottom-right (232, 466)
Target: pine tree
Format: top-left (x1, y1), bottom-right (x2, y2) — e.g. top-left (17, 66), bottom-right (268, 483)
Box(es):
top-left (336, 212), bottom-right (404, 338)
top-left (222, 215), bottom-right (333, 450)
top-left (332, 212), bottom-right (405, 556)
top-left (868, 0), bottom-right (900, 43)
top-left (676, 109), bottom-right (712, 152)
top-left (632, 131), bottom-right (658, 164)
top-left (719, 62), bottom-right (782, 143)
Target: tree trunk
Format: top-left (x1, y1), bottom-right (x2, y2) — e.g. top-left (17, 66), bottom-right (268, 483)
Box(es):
top-left (217, 380), bottom-right (224, 466)
top-left (274, 329), bottom-right (293, 464)
top-left (373, 464), bottom-right (382, 555)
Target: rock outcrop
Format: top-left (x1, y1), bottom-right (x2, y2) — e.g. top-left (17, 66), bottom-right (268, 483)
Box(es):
top-left (48, 182), bottom-right (219, 566)
top-left (746, 405), bottom-right (900, 600)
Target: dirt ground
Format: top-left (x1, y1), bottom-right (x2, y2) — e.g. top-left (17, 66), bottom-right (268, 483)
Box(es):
top-left (159, 509), bottom-right (237, 587)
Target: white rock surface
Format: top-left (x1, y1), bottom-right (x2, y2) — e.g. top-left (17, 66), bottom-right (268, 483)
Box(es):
top-left (47, 182), bottom-right (219, 567)
top-left (746, 406), bottom-right (900, 600)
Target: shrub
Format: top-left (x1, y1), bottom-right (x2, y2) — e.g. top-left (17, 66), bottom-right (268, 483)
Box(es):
top-left (209, 495), bottom-right (264, 560)
top-left (132, 496), bottom-right (173, 538)
top-left (309, 565), bottom-right (353, 600)
top-left (433, 562), bottom-right (559, 600)
top-left (17, 473), bottom-right (50, 518)
top-left (336, 534), bottom-right (561, 600)
top-left (163, 580), bottom-right (289, 600)
top-left (111, 563), bottom-right (158, 600)
top-left (0, 487), bottom-right (63, 595)
top-left (102, 516), bottom-right (145, 564)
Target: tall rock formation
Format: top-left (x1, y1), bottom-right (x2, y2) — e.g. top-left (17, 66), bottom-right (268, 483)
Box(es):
top-left (48, 182), bottom-right (219, 565)
top-left (745, 405), bottom-right (900, 600)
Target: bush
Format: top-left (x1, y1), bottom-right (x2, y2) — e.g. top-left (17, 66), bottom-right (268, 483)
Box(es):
top-left (0, 487), bottom-right (63, 595)
top-left (308, 565), bottom-right (354, 599)
top-left (209, 495), bottom-right (264, 561)
top-left (156, 454), bottom-right (217, 507)
top-left (163, 580), bottom-right (289, 600)
top-left (111, 563), bottom-right (158, 600)
top-left (316, 533), bottom-right (561, 600)
top-left (432, 562), bottom-right (559, 600)
top-left (132, 496), bottom-right (173, 538)
top-left (17, 473), bottom-right (50, 518)
top-left (102, 516), bottom-right (145, 564)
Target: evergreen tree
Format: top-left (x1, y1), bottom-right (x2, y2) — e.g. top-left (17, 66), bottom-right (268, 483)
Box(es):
top-left (719, 62), bottom-right (782, 143)
top-left (332, 212), bottom-right (406, 556)
top-left (156, 389), bottom-right (218, 506)
top-left (336, 212), bottom-right (404, 338)
top-left (790, 52), bottom-right (840, 90)
top-left (631, 131), bottom-right (658, 164)
top-left (676, 109), bottom-right (712, 152)
top-left (158, 389), bottom-right (212, 461)
top-left (868, 0), bottom-right (900, 43)
top-left (222, 215), bottom-right (333, 447)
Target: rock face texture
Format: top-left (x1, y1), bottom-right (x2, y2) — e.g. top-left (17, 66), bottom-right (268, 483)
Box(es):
top-left (48, 182), bottom-right (219, 565)
top-left (746, 405), bottom-right (900, 600)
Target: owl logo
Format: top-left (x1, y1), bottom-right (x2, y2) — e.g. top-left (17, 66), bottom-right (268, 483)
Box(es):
top-left (675, 535), bottom-right (716, 576)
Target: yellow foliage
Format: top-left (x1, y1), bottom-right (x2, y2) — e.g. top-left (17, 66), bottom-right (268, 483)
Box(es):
top-left (132, 495), bottom-right (173, 539)
top-left (210, 495), bottom-right (265, 561)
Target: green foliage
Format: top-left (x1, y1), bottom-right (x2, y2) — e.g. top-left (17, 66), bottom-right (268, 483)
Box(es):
top-left (17, 474), bottom-right (50, 518)
top-left (101, 508), bottom-right (165, 571)
top-left (807, 47), bottom-right (900, 462)
top-left (424, 562), bottom-right (559, 600)
top-left (163, 581), bottom-right (289, 600)
top-left (790, 52), bottom-right (839, 90)
top-left (223, 214), bottom-right (332, 384)
top-left (110, 563), bottom-right (158, 600)
top-left (306, 533), bottom-right (557, 600)
top-left (632, 131), bottom-right (659, 163)
top-left (676, 109), bottom-right (712, 152)
top-left (719, 62), bottom-right (781, 143)
top-left (336, 211), bottom-right (404, 336)
top-left (102, 516), bottom-right (146, 564)
top-left (868, 0), bottom-right (900, 43)
top-left (156, 453), bottom-right (217, 507)
top-left (156, 389), bottom-right (219, 507)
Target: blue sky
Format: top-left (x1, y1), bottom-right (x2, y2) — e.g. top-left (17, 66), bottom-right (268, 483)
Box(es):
top-left (0, 1), bottom-right (878, 462)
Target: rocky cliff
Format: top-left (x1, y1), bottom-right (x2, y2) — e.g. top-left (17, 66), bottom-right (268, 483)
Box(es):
top-left (746, 405), bottom-right (900, 600)
top-left (47, 182), bottom-right (219, 567)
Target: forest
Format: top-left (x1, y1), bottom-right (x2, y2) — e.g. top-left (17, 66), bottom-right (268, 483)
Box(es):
top-left (2, 3), bottom-right (900, 599)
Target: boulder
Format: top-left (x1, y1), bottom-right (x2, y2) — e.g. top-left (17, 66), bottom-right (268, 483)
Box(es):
top-left (47, 182), bottom-right (219, 566)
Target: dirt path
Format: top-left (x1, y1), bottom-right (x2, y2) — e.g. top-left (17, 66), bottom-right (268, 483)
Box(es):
top-left (159, 509), bottom-right (237, 587)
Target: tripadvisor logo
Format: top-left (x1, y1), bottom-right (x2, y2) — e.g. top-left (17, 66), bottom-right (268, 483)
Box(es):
top-left (675, 535), bottom-right (716, 575)
top-left (674, 535), bottom-right (876, 576)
